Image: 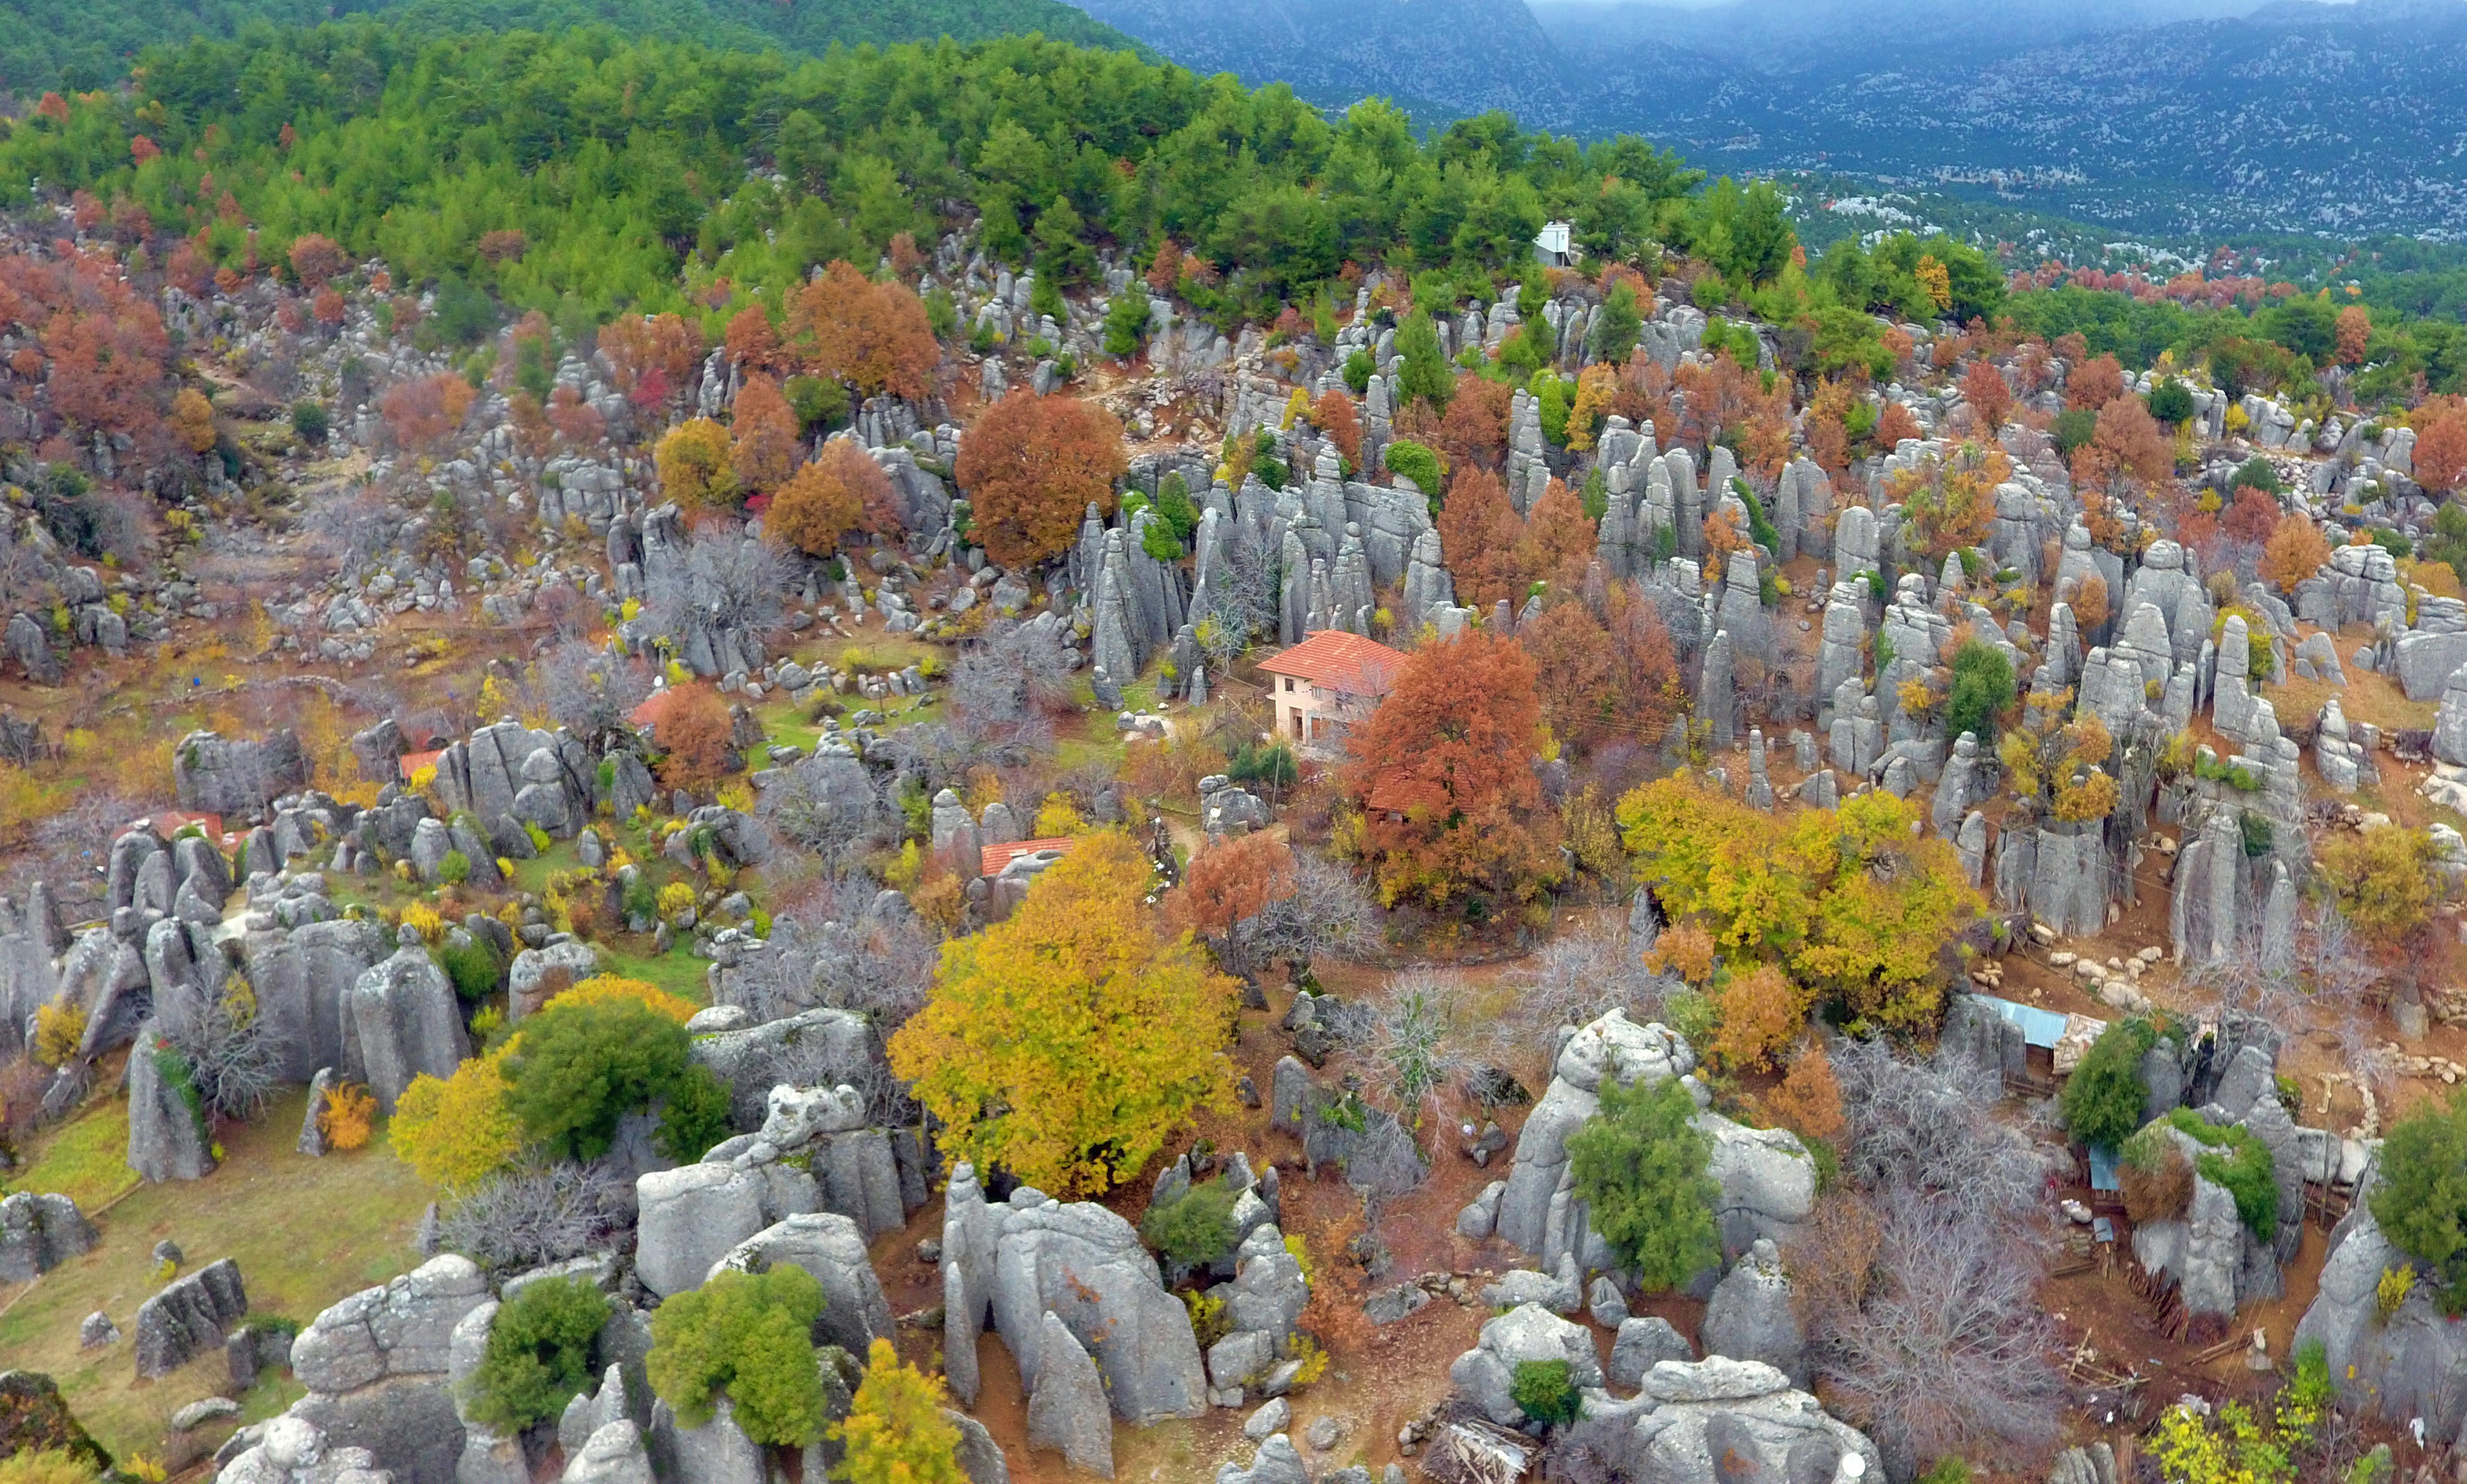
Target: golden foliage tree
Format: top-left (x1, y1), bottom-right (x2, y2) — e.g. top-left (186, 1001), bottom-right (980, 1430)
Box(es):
top-left (2260, 513), bottom-right (2331, 595)
top-left (2319, 827), bottom-right (2435, 948)
top-left (391, 1047), bottom-right (522, 1189)
top-left (828, 1340), bottom-right (966, 1484)
top-left (887, 831), bottom-right (1237, 1195)
top-left (170, 387), bottom-right (216, 453)
top-left (656, 417), bottom-right (739, 509)
top-left (952, 392), bottom-right (1127, 569)
top-left (1616, 778), bottom-right (1979, 1030)
top-left (1342, 630), bottom-right (1563, 909)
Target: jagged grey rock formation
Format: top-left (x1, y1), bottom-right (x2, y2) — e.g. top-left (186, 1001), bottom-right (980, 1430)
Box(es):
top-left (1447, 1303), bottom-right (1602, 1428)
top-left (285, 1255), bottom-right (492, 1484)
top-left (0, 1191), bottom-right (98, 1282)
top-left (135, 1257), bottom-right (250, 1378)
top-left (940, 1171), bottom-right (1206, 1425)
top-left (1024, 1312), bottom-right (1113, 1477)
top-left (347, 946), bottom-right (467, 1114)
top-left (1699, 1239), bottom-right (1805, 1385)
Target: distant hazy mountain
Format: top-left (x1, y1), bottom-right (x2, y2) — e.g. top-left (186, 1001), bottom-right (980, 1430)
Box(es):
top-left (1062, 0), bottom-right (1572, 121)
top-left (1062, 0), bottom-right (2467, 238)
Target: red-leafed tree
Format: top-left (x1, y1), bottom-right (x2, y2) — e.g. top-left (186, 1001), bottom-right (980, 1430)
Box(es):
top-left (1435, 465), bottom-right (1525, 613)
top-left (953, 392), bottom-right (1126, 569)
top-left (1960, 359), bottom-right (2012, 434)
top-left (1342, 630), bottom-right (1562, 909)
top-left (287, 234), bottom-right (345, 289)
top-left (2065, 354), bottom-right (2125, 411)
top-left (2222, 485), bottom-right (2283, 546)
top-left (601, 313), bottom-right (702, 409)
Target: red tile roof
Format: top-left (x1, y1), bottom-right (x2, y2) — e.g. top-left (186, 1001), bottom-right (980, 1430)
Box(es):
top-left (1256, 631), bottom-right (1406, 699)
top-left (981, 836), bottom-right (1076, 877)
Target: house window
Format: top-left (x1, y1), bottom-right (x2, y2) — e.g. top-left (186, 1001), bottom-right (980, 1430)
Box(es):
top-left (1284, 677), bottom-right (1295, 693)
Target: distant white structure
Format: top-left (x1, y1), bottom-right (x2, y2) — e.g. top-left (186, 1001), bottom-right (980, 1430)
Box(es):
top-left (1535, 219), bottom-right (1575, 267)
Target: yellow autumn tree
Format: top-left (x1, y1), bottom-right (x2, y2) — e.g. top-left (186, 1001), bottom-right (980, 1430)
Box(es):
top-left (1564, 363), bottom-right (1618, 452)
top-left (390, 1046), bottom-right (523, 1188)
top-left (550, 974), bottom-right (700, 1024)
top-left (1616, 777), bottom-right (1980, 1031)
top-left (887, 831), bottom-right (1238, 1195)
top-left (656, 417), bottom-right (739, 509)
top-left (171, 388), bottom-right (217, 453)
top-left (828, 1340), bottom-right (966, 1484)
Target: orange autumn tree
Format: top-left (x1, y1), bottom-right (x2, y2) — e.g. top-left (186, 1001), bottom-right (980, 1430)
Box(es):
top-left (887, 831), bottom-right (1237, 1196)
top-left (2335, 305), bottom-right (2371, 367)
top-left (1436, 465), bottom-right (1525, 612)
top-left (2093, 394), bottom-right (2173, 484)
top-left (601, 312), bottom-right (701, 409)
top-left (724, 307), bottom-right (779, 371)
top-left (955, 392), bottom-right (1128, 568)
top-left (383, 372), bottom-right (477, 452)
top-left (730, 372), bottom-right (801, 495)
top-left (789, 261), bottom-right (940, 400)
top-left (2066, 354), bottom-right (2126, 411)
top-left (1343, 630), bottom-right (1563, 909)
top-left (1310, 389), bottom-right (1361, 470)
top-left (2260, 513), bottom-right (2332, 595)
top-left (1517, 477), bottom-right (1597, 595)
top-left (770, 441), bottom-right (897, 557)
top-left (2415, 407), bottom-right (2467, 493)
top-left (1960, 358), bottom-right (2012, 434)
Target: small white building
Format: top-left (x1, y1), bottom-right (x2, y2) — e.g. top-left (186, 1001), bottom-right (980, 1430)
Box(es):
top-left (1535, 220), bottom-right (1576, 267)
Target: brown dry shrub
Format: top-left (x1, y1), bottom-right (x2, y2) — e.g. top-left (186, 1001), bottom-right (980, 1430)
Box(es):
top-left (2120, 1142), bottom-right (2193, 1224)
top-left (1645, 921), bottom-right (1716, 986)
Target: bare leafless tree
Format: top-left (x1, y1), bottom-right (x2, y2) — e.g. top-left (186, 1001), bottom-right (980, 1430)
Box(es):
top-left (1241, 851), bottom-right (1379, 972)
top-left (952, 618), bottom-right (1075, 722)
top-left (438, 1162), bottom-right (623, 1273)
top-left (1358, 972), bottom-right (1478, 1119)
top-left (1829, 1037), bottom-right (2049, 1229)
top-left (158, 984), bottom-right (281, 1122)
top-left (540, 639), bottom-right (654, 748)
top-left (1498, 921), bottom-right (1672, 1059)
top-left (757, 752), bottom-right (892, 869)
top-left (1791, 1187), bottom-right (2065, 1480)
top-left (302, 484), bottom-right (403, 570)
top-left (729, 896), bottom-right (936, 1037)
top-left (644, 530), bottom-right (787, 676)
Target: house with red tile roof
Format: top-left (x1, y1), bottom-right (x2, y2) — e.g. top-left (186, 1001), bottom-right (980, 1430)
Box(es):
top-left (1256, 630), bottom-right (1405, 751)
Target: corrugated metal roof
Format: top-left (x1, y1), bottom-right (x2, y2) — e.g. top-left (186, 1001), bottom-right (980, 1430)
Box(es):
top-left (1972, 991), bottom-right (2072, 1050)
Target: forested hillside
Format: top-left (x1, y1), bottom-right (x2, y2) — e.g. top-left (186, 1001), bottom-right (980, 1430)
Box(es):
top-left (0, 0), bottom-right (1135, 97)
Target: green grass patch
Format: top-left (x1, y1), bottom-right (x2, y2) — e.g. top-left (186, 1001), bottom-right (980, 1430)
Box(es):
top-left (597, 943), bottom-right (711, 1005)
top-left (6, 1094), bottom-right (140, 1210)
top-left (0, 1087), bottom-right (431, 1460)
